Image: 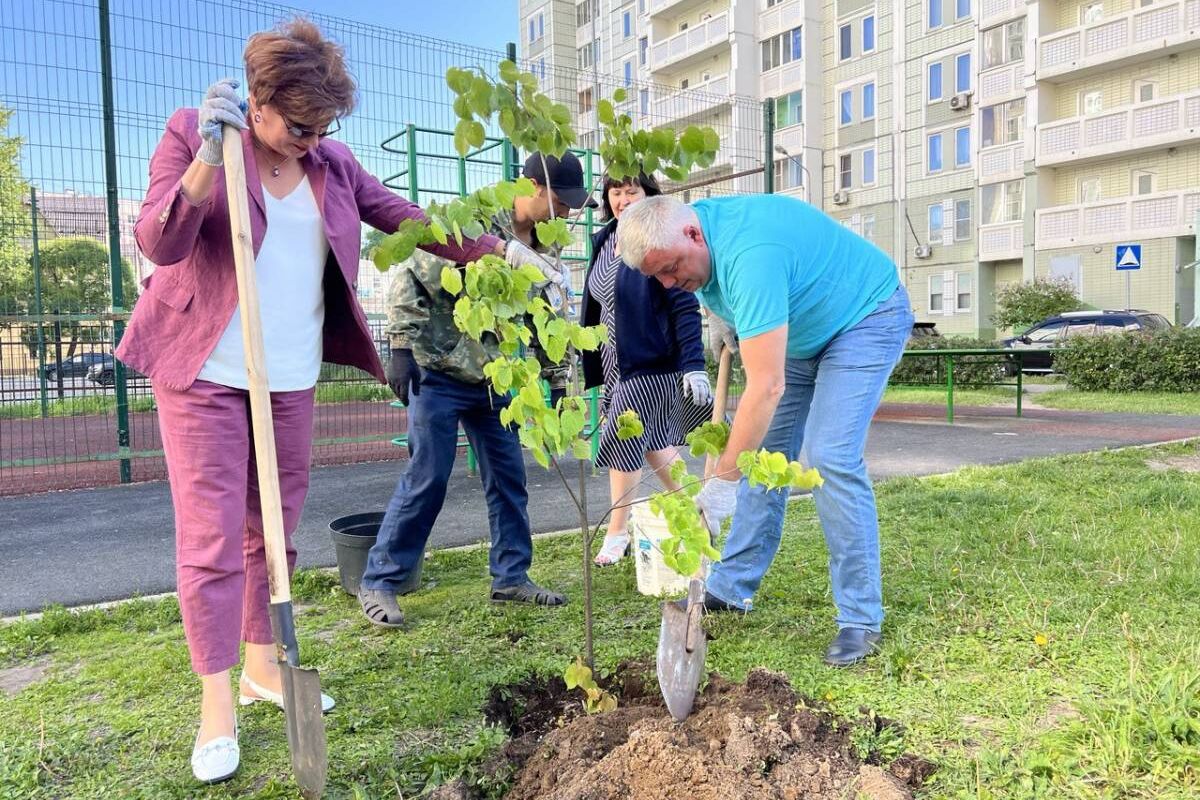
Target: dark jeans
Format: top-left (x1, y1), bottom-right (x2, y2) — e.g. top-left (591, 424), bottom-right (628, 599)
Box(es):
top-left (361, 370), bottom-right (533, 592)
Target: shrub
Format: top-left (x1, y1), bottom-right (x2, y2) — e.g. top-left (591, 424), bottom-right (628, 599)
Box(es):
top-left (1055, 328), bottom-right (1200, 392)
top-left (889, 335), bottom-right (1007, 387)
top-left (992, 278), bottom-right (1082, 333)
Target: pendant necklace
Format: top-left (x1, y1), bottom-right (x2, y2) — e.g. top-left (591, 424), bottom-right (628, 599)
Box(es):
top-left (253, 138), bottom-right (289, 177)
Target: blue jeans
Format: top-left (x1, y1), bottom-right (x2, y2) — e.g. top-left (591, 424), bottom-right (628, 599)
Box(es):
top-left (361, 370), bottom-right (533, 593)
top-left (705, 286), bottom-right (913, 631)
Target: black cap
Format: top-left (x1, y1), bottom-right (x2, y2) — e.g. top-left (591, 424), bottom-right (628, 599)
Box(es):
top-left (522, 152), bottom-right (598, 209)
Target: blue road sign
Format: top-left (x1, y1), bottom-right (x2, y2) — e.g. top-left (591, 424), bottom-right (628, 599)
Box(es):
top-left (1116, 244), bottom-right (1141, 271)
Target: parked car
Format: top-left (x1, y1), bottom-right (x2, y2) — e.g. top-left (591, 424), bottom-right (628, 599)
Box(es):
top-left (909, 321), bottom-right (941, 341)
top-left (1002, 309), bottom-right (1173, 372)
top-left (86, 355), bottom-right (146, 386)
top-left (39, 352), bottom-right (109, 382)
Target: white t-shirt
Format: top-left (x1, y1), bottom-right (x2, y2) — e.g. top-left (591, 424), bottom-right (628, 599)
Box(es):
top-left (198, 176), bottom-right (329, 391)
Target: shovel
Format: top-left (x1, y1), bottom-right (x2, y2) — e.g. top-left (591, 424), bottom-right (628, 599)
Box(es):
top-left (657, 345), bottom-right (734, 722)
top-left (222, 126), bottom-right (328, 798)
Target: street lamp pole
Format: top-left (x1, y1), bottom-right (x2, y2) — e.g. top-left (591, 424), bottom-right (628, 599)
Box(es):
top-left (773, 144), bottom-right (811, 204)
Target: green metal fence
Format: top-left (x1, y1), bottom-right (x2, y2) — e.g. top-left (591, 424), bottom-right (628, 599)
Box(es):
top-left (0, 0), bottom-right (768, 496)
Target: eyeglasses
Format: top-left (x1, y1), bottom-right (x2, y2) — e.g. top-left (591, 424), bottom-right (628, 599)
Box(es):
top-left (281, 113), bottom-right (340, 139)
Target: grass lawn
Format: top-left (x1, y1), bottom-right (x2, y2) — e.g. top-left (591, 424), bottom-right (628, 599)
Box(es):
top-left (883, 385), bottom-right (1018, 407)
top-left (1031, 390), bottom-right (1200, 416)
top-left (3, 444), bottom-right (1199, 798)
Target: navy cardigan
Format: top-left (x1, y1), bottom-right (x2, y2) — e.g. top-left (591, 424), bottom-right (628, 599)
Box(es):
top-left (580, 219), bottom-right (707, 390)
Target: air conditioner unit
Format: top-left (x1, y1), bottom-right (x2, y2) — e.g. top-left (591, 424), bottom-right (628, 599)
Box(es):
top-left (832, 190), bottom-right (850, 205)
top-left (914, 244), bottom-right (933, 259)
top-left (950, 92), bottom-right (973, 111)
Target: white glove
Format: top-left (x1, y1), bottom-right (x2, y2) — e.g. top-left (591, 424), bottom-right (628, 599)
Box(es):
top-left (505, 239), bottom-right (563, 288)
top-left (708, 313), bottom-right (738, 358)
top-left (695, 476), bottom-right (739, 542)
top-left (681, 371), bottom-right (712, 406)
top-left (196, 78), bottom-right (247, 167)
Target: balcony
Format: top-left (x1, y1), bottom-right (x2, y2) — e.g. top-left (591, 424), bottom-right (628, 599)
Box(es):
top-left (759, 0), bottom-right (804, 39)
top-left (1037, 0), bottom-right (1200, 82)
top-left (648, 0), bottom-right (710, 18)
top-left (980, 0), bottom-right (1025, 28)
top-left (1036, 188), bottom-right (1200, 248)
top-left (649, 11), bottom-right (729, 73)
top-left (653, 74), bottom-right (730, 126)
top-left (977, 61), bottom-right (1024, 107)
top-left (978, 221), bottom-right (1024, 261)
top-left (760, 60), bottom-right (806, 98)
top-left (979, 141), bottom-right (1025, 183)
top-left (1037, 89), bottom-right (1200, 166)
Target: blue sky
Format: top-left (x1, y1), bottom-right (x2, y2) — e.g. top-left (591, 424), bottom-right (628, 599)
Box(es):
top-left (281, 0), bottom-right (518, 51)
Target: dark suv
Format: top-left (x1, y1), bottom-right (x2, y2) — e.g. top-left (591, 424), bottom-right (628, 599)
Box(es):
top-left (1002, 309), bottom-right (1173, 372)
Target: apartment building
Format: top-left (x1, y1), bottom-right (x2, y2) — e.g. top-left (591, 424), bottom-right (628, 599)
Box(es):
top-left (521, 0), bottom-right (1200, 336)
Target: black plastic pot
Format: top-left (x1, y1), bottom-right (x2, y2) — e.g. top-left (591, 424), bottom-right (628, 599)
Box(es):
top-left (329, 512), bottom-right (422, 596)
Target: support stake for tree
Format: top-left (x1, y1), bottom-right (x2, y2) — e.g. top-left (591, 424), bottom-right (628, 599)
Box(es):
top-left (579, 458), bottom-right (594, 670)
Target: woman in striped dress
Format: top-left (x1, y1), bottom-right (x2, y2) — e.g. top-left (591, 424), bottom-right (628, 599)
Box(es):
top-left (580, 173), bottom-right (713, 565)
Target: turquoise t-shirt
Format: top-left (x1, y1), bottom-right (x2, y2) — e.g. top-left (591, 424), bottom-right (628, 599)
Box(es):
top-left (694, 195), bottom-right (899, 359)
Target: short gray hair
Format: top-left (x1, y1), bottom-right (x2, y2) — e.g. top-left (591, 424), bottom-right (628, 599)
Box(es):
top-left (615, 195), bottom-right (699, 269)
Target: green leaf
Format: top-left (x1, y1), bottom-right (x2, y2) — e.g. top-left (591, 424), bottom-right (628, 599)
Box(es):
top-left (439, 266), bottom-right (463, 296)
top-left (453, 121), bottom-right (470, 157)
top-left (612, 87), bottom-right (627, 103)
top-left (429, 220), bottom-right (448, 246)
top-left (597, 99), bottom-right (615, 125)
top-left (616, 409), bottom-right (644, 440)
top-left (467, 121), bottom-right (486, 148)
top-left (446, 67), bottom-right (473, 95)
top-left (564, 658), bottom-right (591, 690)
top-left (572, 439), bottom-right (592, 460)
top-left (498, 59), bottom-right (520, 84)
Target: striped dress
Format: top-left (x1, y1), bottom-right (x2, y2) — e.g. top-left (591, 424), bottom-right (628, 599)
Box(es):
top-left (589, 234), bottom-right (712, 472)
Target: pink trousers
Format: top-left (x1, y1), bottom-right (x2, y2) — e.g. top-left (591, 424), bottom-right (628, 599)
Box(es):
top-left (155, 379), bottom-right (315, 675)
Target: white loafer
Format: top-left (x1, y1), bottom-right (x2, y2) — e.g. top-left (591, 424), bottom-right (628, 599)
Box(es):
top-left (238, 672), bottom-right (335, 713)
top-left (191, 724), bottom-right (239, 784)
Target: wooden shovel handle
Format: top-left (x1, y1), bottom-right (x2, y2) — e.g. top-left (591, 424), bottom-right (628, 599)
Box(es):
top-left (222, 127), bottom-right (291, 605)
top-left (704, 346), bottom-right (734, 482)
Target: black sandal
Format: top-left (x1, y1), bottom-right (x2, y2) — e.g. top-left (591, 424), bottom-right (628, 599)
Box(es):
top-left (358, 588), bottom-right (405, 628)
top-left (490, 580), bottom-right (567, 607)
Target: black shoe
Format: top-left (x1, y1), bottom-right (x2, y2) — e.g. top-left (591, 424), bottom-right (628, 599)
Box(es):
top-left (823, 628), bottom-right (882, 667)
top-left (670, 591), bottom-right (747, 615)
top-left (490, 579), bottom-right (567, 606)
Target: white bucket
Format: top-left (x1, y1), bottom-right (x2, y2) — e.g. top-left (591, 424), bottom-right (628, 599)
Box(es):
top-left (630, 501), bottom-right (690, 597)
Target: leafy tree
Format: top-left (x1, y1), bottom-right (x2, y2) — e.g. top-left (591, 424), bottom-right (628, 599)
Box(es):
top-left (992, 277), bottom-right (1082, 334)
top-left (0, 106), bottom-right (30, 314)
top-left (16, 237), bottom-right (136, 358)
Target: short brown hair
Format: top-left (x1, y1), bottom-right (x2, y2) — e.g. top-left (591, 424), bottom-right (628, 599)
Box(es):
top-left (600, 172), bottom-right (662, 222)
top-left (244, 18), bottom-right (356, 126)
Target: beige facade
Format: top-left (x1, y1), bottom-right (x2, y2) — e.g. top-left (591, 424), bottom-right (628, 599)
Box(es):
top-left (522, 0), bottom-right (1200, 334)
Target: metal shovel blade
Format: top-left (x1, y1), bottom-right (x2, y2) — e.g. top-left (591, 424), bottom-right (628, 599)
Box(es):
top-left (271, 602), bottom-right (327, 799)
top-left (656, 579), bottom-right (707, 722)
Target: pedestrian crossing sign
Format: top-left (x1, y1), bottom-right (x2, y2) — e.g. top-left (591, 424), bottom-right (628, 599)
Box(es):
top-left (1115, 244), bottom-right (1141, 271)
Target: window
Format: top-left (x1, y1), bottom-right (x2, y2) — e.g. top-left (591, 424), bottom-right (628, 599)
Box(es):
top-left (956, 53), bottom-right (971, 93)
top-left (578, 88), bottom-right (593, 114)
top-left (577, 0), bottom-right (600, 27)
top-left (639, 88), bottom-right (649, 115)
top-left (980, 98), bottom-right (1024, 147)
top-left (954, 199), bottom-right (971, 240)
top-left (762, 26), bottom-right (803, 71)
top-left (929, 0), bottom-right (943, 28)
top-left (982, 19), bottom-right (1024, 68)
top-left (957, 0), bottom-right (971, 18)
top-left (981, 179), bottom-right (1023, 224)
top-left (1081, 90), bottom-right (1103, 115)
top-left (929, 62), bottom-right (943, 102)
top-left (839, 153), bottom-right (853, 189)
top-left (623, 61), bottom-right (632, 87)
top-left (536, 58), bottom-right (546, 80)
top-left (767, 0), bottom-right (784, 6)
top-left (528, 17), bottom-right (536, 43)
top-left (577, 40), bottom-right (600, 69)
top-left (1079, 177), bottom-right (1101, 203)
top-left (863, 147), bottom-right (877, 185)
top-left (956, 272), bottom-right (972, 311)
top-left (840, 24), bottom-right (853, 60)
top-left (840, 89), bottom-right (853, 124)
top-left (863, 15), bottom-right (876, 53)
top-left (680, 78), bottom-right (689, 89)
top-left (639, 36), bottom-right (648, 66)
top-left (1134, 79), bottom-right (1157, 102)
top-left (1132, 170), bottom-right (1156, 195)
top-left (1081, 2), bottom-right (1103, 23)
top-left (928, 132), bottom-right (944, 172)
top-left (639, 0), bottom-right (645, 12)
top-left (862, 214), bottom-right (876, 242)
top-left (774, 157), bottom-right (805, 190)
top-left (929, 203), bottom-right (944, 239)
top-left (955, 126), bottom-right (971, 167)
top-left (1027, 320), bottom-right (1066, 343)
top-left (539, 13), bottom-right (544, 38)
top-left (862, 81), bottom-right (876, 120)
top-left (775, 90), bottom-right (804, 127)
top-left (929, 274), bottom-right (945, 312)
top-left (623, 11), bottom-right (632, 38)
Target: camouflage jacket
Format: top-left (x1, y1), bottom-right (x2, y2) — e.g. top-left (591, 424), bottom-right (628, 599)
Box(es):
top-left (386, 248), bottom-right (498, 385)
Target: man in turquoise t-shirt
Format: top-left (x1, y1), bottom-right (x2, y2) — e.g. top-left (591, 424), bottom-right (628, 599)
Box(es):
top-left (619, 194), bottom-right (914, 666)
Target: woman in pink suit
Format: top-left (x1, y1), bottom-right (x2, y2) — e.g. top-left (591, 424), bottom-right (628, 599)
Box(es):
top-left (117, 19), bottom-right (513, 783)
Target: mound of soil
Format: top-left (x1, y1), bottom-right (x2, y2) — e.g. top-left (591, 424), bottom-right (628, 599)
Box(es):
top-left (477, 665), bottom-right (935, 800)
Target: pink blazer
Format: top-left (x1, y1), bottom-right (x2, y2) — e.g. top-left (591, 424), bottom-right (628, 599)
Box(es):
top-left (117, 108), bottom-right (500, 391)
